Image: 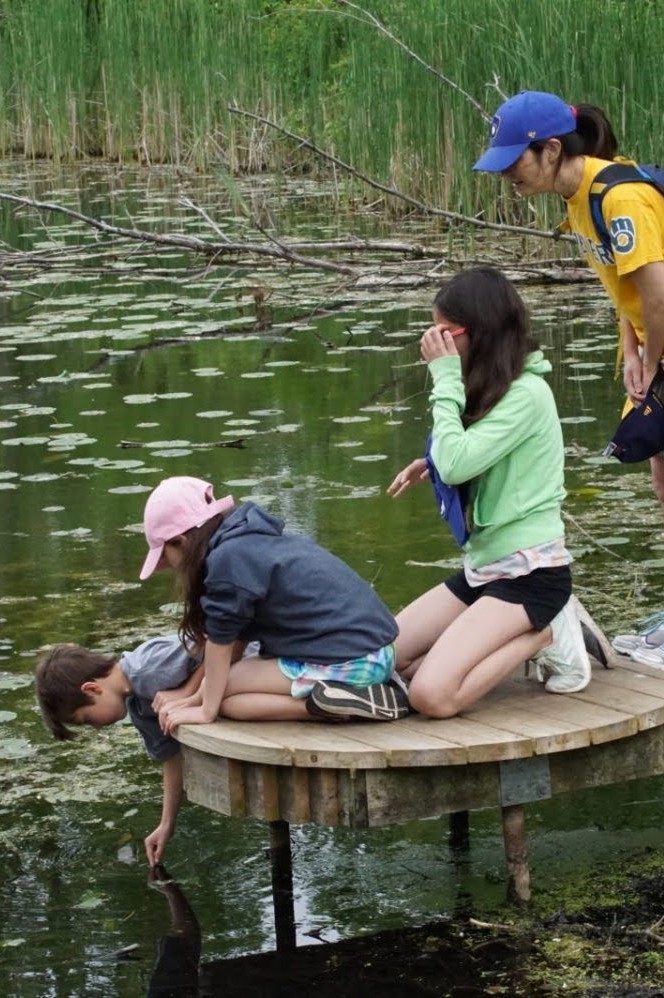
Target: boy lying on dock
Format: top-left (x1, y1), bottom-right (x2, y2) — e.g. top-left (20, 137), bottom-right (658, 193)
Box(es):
top-left (35, 634), bottom-right (205, 865)
top-left (35, 626), bottom-right (410, 864)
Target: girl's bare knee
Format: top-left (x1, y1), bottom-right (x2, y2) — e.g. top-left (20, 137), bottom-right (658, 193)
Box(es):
top-left (408, 685), bottom-right (459, 719)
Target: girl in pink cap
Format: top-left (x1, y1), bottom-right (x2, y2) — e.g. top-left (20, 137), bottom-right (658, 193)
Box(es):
top-left (139, 475), bottom-right (407, 730)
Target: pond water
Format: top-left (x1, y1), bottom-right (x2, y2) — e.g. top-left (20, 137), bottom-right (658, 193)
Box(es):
top-left (1, 162), bottom-right (664, 997)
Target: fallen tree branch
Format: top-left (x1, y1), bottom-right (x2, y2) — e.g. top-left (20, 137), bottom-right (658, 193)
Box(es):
top-left (228, 105), bottom-right (571, 243)
top-left (0, 192), bottom-right (360, 276)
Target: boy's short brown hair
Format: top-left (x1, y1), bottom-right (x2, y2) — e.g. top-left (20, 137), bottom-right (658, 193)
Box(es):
top-left (35, 644), bottom-right (116, 740)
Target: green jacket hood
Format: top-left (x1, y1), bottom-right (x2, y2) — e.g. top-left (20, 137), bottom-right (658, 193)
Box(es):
top-left (523, 349), bottom-right (552, 377)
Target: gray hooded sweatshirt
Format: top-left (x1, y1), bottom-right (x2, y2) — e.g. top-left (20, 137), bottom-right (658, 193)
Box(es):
top-left (201, 502), bottom-right (397, 663)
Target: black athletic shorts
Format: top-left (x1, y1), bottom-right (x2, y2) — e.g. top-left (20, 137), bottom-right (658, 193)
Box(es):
top-left (444, 564), bottom-right (572, 631)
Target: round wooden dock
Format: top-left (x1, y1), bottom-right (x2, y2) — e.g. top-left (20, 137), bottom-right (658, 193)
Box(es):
top-left (176, 652), bottom-right (664, 940)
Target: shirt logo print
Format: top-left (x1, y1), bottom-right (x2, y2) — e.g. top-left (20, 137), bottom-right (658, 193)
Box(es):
top-left (610, 216), bottom-right (636, 254)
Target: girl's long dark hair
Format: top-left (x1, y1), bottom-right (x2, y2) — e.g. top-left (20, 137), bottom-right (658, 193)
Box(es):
top-left (433, 267), bottom-right (538, 424)
top-left (177, 512), bottom-right (226, 648)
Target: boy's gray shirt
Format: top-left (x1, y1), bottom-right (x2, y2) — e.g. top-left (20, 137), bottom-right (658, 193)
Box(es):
top-left (120, 635), bottom-right (201, 762)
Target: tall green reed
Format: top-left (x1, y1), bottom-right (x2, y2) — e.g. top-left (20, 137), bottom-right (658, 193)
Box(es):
top-left (0, 0), bottom-right (663, 234)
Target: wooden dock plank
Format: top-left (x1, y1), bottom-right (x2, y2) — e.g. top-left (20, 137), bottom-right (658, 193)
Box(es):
top-left (413, 715), bottom-right (533, 762)
top-left (177, 662), bottom-right (664, 777)
top-left (177, 721), bottom-right (295, 765)
top-left (179, 718), bottom-right (390, 769)
top-left (465, 703), bottom-right (592, 754)
top-left (562, 683), bottom-right (664, 732)
top-left (507, 692), bottom-right (639, 745)
top-left (594, 660), bottom-right (664, 697)
top-left (306, 719), bottom-right (470, 767)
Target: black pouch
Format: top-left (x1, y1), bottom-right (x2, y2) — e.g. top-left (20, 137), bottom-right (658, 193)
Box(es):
top-left (604, 368), bottom-right (664, 463)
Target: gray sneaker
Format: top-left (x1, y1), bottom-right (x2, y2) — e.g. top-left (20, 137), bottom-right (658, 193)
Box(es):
top-left (611, 611), bottom-right (664, 656)
top-left (530, 600), bottom-right (592, 694)
top-left (630, 643), bottom-right (664, 669)
top-left (306, 673), bottom-right (410, 721)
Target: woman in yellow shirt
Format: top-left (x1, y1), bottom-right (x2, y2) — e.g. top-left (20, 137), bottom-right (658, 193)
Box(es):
top-left (474, 90), bottom-right (664, 512)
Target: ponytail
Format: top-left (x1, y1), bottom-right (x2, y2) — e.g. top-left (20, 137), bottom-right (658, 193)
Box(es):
top-left (561, 104), bottom-right (618, 160)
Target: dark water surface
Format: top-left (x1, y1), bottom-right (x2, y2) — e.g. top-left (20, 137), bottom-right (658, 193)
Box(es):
top-left (1, 163), bottom-right (663, 996)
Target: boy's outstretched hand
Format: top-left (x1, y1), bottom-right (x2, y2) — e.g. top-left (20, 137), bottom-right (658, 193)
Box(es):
top-left (145, 822), bottom-right (174, 866)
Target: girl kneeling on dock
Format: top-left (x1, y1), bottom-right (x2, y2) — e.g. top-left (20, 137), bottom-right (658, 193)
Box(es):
top-left (138, 476), bottom-right (409, 731)
top-left (321, 267), bottom-right (590, 721)
top-left (392, 267), bottom-right (590, 717)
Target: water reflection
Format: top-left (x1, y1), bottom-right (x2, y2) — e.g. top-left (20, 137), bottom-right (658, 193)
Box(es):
top-left (147, 866), bottom-right (201, 998)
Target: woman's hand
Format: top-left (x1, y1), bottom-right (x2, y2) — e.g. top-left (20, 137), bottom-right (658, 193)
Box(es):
top-left (420, 325), bottom-right (459, 363)
top-left (387, 458), bottom-right (429, 498)
top-left (623, 353), bottom-right (647, 405)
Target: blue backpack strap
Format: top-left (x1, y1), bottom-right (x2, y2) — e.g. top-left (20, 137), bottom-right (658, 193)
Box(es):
top-left (589, 162), bottom-right (664, 253)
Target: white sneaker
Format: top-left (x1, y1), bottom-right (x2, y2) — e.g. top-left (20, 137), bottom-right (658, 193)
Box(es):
top-left (530, 600), bottom-right (592, 694)
top-left (611, 612), bottom-right (664, 656)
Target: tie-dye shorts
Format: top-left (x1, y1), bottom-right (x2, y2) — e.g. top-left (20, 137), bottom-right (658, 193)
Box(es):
top-left (277, 642), bottom-right (396, 698)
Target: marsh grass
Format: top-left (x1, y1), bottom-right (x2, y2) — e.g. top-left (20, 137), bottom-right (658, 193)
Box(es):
top-left (1, 0), bottom-right (663, 229)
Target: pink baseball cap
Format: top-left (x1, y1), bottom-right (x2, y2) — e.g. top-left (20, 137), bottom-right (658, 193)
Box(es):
top-left (139, 476), bottom-right (235, 580)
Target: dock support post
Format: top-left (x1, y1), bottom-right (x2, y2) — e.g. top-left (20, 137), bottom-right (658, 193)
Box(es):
top-left (501, 804), bottom-right (530, 902)
top-left (268, 819), bottom-right (297, 951)
top-left (448, 810), bottom-right (470, 852)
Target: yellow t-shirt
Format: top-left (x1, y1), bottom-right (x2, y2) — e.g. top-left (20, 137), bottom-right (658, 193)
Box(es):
top-left (566, 156), bottom-right (664, 342)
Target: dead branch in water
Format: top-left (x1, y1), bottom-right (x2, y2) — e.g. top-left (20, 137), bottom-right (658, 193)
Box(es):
top-left (228, 105), bottom-right (569, 244)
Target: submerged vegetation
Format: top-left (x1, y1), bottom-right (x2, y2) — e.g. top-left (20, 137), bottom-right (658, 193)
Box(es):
top-left (0, 0), bottom-right (663, 226)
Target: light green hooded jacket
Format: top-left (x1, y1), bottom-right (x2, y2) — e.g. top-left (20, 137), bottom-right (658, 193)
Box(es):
top-left (428, 350), bottom-right (565, 570)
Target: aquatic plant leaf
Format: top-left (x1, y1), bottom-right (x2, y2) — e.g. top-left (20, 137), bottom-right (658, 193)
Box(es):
top-left (2, 436), bottom-right (50, 446)
top-left (151, 448), bottom-right (193, 457)
top-left (74, 891), bottom-right (108, 910)
top-left (123, 394), bottom-right (157, 404)
top-left (0, 674), bottom-right (32, 690)
top-left (0, 737), bottom-right (35, 759)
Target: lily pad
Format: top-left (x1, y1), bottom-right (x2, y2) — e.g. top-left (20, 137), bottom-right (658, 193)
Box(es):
top-left (2, 436), bottom-right (50, 446)
top-left (0, 737), bottom-right (35, 759)
top-left (123, 394), bottom-right (157, 405)
top-left (0, 674), bottom-right (32, 690)
top-left (74, 891), bottom-right (108, 910)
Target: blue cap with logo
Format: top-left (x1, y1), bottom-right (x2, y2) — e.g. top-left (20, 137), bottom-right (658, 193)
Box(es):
top-left (473, 90), bottom-right (577, 173)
